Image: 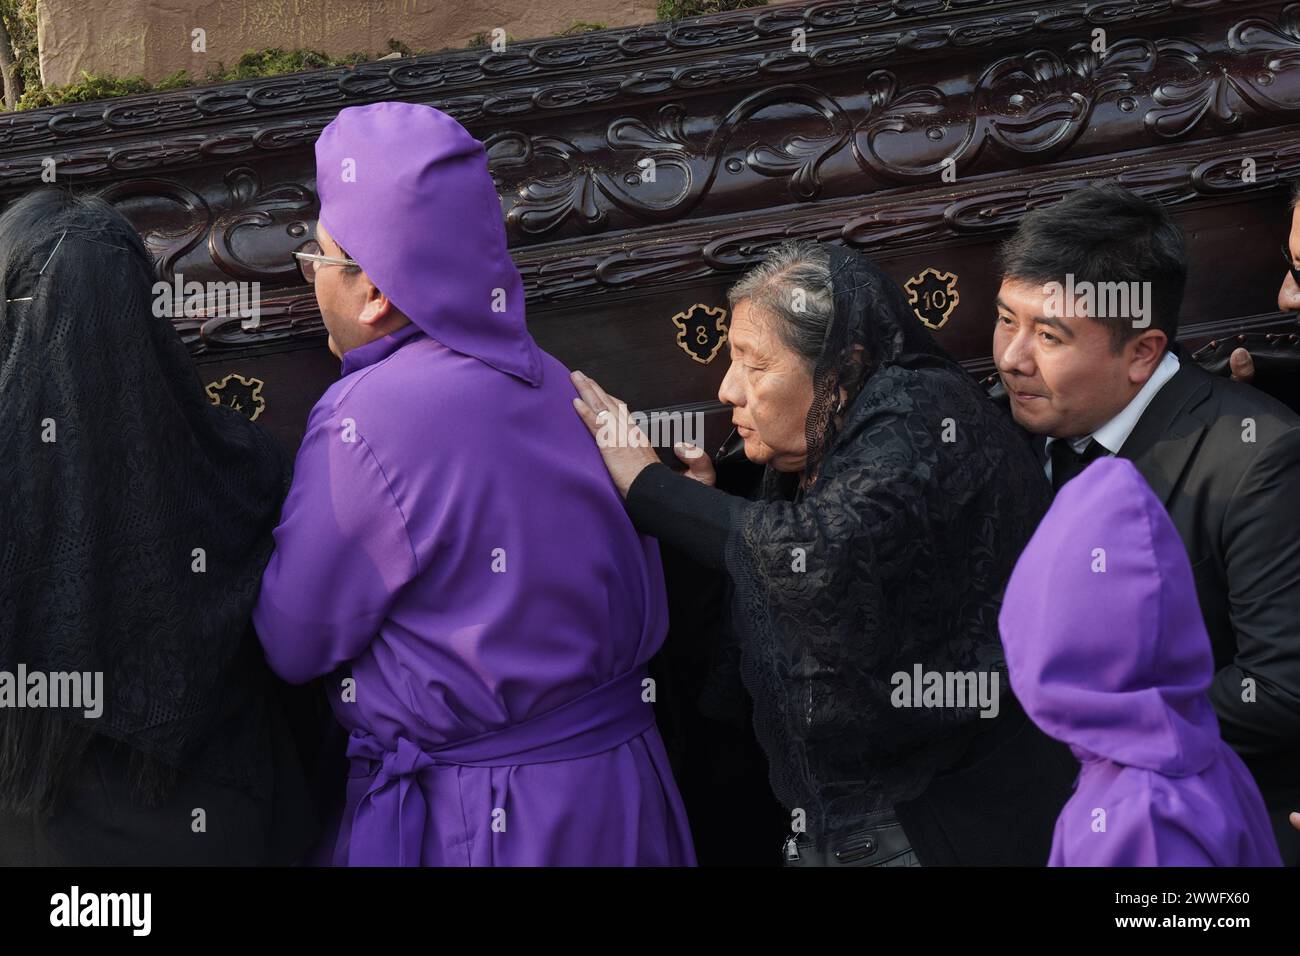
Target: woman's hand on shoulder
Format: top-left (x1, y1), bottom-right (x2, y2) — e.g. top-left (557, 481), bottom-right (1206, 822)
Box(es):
top-left (571, 370), bottom-right (662, 498)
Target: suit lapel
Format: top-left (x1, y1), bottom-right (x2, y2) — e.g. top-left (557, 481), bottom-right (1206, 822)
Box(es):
top-left (1117, 361), bottom-right (1213, 505)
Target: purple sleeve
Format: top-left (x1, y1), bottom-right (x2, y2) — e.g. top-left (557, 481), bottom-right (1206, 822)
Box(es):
top-left (252, 405), bottom-right (419, 684)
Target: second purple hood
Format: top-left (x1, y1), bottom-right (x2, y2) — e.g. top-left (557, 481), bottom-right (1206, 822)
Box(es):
top-left (999, 456), bottom-right (1220, 773)
top-left (999, 456), bottom-right (1280, 866)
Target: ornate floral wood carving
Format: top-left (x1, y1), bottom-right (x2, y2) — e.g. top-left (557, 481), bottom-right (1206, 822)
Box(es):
top-left (0, 0), bottom-right (1295, 365)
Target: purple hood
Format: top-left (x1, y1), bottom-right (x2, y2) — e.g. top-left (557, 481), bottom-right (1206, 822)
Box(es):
top-left (999, 456), bottom-right (1280, 865)
top-left (1000, 456), bottom-right (1220, 773)
top-left (314, 101), bottom-right (541, 386)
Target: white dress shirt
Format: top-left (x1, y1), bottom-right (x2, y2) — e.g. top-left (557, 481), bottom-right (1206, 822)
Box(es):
top-left (1043, 349), bottom-right (1181, 482)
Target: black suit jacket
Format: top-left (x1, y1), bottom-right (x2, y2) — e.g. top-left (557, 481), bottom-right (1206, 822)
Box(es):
top-left (1024, 360), bottom-right (1300, 817)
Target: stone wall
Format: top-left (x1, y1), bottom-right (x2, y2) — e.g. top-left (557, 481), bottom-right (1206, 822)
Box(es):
top-left (37, 0), bottom-right (663, 87)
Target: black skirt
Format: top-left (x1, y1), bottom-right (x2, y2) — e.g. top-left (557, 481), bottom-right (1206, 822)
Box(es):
top-left (0, 690), bottom-right (320, 867)
top-left (895, 694), bottom-right (1080, 866)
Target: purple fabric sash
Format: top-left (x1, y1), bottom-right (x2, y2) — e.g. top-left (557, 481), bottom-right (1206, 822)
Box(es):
top-left (344, 668), bottom-right (655, 865)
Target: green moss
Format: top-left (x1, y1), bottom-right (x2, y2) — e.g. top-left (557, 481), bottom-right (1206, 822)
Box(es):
top-left (467, 31), bottom-right (518, 49)
top-left (468, 20), bottom-right (616, 48)
top-left (558, 21), bottom-right (607, 36)
top-left (152, 69), bottom-right (196, 92)
top-left (0, 3), bottom-right (765, 112)
top-left (656, 0), bottom-right (768, 20)
top-left (209, 48), bottom-right (340, 82)
top-left (8, 45), bottom-right (406, 111)
top-left (16, 71), bottom-right (151, 110)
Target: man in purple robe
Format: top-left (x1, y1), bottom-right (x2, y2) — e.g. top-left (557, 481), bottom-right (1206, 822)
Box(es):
top-left (999, 457), bottom-right (1281, 866)
top-left (252, 101), bottom-right (696, 867)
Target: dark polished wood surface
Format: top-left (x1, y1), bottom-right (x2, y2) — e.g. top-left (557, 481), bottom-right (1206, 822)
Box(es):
top-left (4, 0), bottom-right (1299, 449)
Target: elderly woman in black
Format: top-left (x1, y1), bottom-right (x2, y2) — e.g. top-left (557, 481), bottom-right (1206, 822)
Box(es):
top-left (572, 240), bottom-right (1077, 866)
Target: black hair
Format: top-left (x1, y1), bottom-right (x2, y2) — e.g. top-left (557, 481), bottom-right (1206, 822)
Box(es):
top-left (0, 188), bottom-right (154, 296)
top-left (727, 239), bottom-right (834, 372)
top-left (998, 183), bottom-right (1187, 352)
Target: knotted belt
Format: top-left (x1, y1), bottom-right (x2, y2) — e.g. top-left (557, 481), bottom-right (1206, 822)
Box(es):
top-left (344, 667), bottom-right (655, 866)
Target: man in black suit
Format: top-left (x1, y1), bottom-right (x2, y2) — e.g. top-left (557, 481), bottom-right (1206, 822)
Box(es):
top-left (992, 183), bottom-right (1300, 864)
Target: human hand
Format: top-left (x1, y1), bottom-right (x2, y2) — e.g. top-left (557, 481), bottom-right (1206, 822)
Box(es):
top-left (570, 370), bottom-right (661, 498)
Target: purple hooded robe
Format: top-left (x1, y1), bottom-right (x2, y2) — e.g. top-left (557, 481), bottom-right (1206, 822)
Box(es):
top-left (252, 102), bottom-right (695, 867)
top-left (998, 456), bottom-right (1281, 867)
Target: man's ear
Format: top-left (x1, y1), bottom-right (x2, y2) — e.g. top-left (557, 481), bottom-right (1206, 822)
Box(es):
top-left (356, 280), bottom-right (393, 327)
top-left (1128, 329), bottom-right (1168, 384)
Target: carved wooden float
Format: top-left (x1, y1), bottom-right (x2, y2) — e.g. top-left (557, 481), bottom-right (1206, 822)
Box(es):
top-left (4, 0), bottom-right (1300, 453)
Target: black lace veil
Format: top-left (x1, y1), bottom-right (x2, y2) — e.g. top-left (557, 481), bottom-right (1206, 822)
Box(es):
top-left (803, 245), bottom-right (959, 485)
top-left (0, 190), bottom-right (289, 812)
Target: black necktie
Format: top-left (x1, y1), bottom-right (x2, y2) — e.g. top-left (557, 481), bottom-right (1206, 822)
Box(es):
top-left (1050, 438), bottom-right (1108, 493)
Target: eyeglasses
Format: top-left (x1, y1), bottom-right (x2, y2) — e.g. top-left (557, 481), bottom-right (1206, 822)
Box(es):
top-left (293, 239), bottom-right (358, 284)
top-left (1283, 243), bottom-right (1300, 290)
